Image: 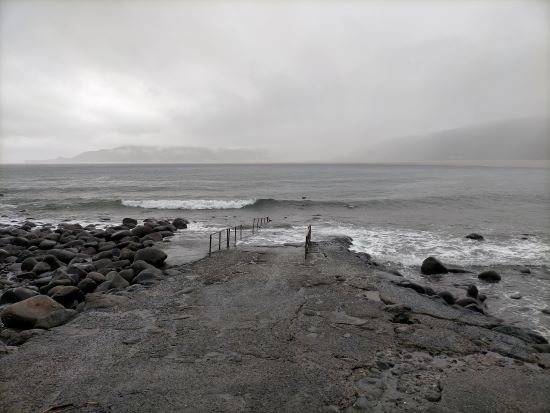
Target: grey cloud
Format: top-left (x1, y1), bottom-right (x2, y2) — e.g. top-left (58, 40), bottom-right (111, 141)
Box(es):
top-left (1, 0), bottom-right (548, 162)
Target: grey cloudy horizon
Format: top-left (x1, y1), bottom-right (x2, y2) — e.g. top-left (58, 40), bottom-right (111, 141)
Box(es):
top-left (1, 0), bottom-right (549, 163)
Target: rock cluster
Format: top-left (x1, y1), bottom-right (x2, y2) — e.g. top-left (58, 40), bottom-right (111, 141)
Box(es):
top-left (0, 217), bottom-right (188, 334)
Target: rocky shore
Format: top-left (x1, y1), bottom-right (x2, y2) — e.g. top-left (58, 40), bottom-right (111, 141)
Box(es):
top-left (0, 227), bottom-right (549, 412)
top-left (0, 217), bottom-right (188, 344)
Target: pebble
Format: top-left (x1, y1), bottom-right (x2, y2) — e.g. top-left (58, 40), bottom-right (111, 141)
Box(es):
top-left (510, 292), bottom-right (522, 299)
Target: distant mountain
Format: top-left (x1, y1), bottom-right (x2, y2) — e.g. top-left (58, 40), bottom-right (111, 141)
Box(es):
top-left (26, 146), bottom-right (270, 163)
top-left (349, 117), bottom-right (550, 162)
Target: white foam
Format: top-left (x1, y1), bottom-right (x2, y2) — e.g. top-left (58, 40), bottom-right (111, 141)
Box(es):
top-left (315, 224), bottom-right (550, 267)
top-left (121, 199), bottom-right (256, 210)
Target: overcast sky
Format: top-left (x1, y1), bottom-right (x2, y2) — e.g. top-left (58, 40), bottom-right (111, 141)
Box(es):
top-left (0, 0), bottom-right (548, 163)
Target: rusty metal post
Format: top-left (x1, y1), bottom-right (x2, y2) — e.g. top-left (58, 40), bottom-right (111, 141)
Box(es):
top-left (240, 224), bottom-right (242, 239)
top-left (252, 218), bottom-right (255, 234)
top-left (226, 228), bottom-right (230, 248)
top-left (234, 226), bottom-right (237, 245)
top-left (209, 234), bottom-right (212, 256)
top-left (218, 231), bottom-right (221, 251)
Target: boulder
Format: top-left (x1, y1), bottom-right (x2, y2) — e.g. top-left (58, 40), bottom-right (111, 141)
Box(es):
top-left (1, 295), bottom-right (76, 329)
top-left (48, 286), bottom-right (85, 307)
top-left (32, 261), bottom-right (51, 275)
top-left (11, 237), bottom-right (30, 247)
top-left (48, 249), bottom-right (77, 263)
top-left (132, 270), bottom-right (160, 285)
top-left (118, 268), bottom-right (135, 282)
top-left (77, 293), bottom-right (129, 311)
top-left (437, 291), bottom-right (456, 305)
top-left (21, 257), bottom-right (38, 272)
top-left (465, 233), bottom-right (484, 241)
top-left (43, 255), bottom-right (64, 269)
top-left (39, 239), bottom-right (57, 250)
top-left (106, 272), bottom-right (130, 289)
top-left (110, 230), bottom-right (131, 241)
top-left (122, 217), bottom-right (138, 226)
top-left (172, 218), bottom-right (188, 229)
top-left (141, 232), bottom-right (163, 242)
top-left (0, 287), bottom-right (39, 305)
top-left (86, 271), bottom-right (107, 283)
top-left (466, 285), bottom-right (478, 298)
top-left (478, 270), bottom-right (501, 282)
top-left (119, 248), bottom-right (135, 261)
top-left (97, 241), bottom-right (116, 252)
top-left (131, 225), bottom-right (154, 238)
top-left (420, 257), bottom-right (448, 275)
top-left (456, 297), bottom-right (478, 307)
top-left (77, 278), bottom-right (96, 293)
top-left (133, 247), bottom-right (167, 267)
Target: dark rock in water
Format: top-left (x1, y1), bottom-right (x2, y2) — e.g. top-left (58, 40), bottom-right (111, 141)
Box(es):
top-left (467, 285), bottom-right (479, 298)
top-left (421, 257), bottom-right (448, 275)
top-left (478, 270), bottom-right (501, 282)
top-left (464, 303), bottom-right (484, 314)
top-left (131, 225), bottom-right (154, 238)
top-left (437, 291), bottom-right (456, 305)
top-left (510, 292), bottom-right (522, 299)
top-left (465, 233), bottom-right (484, 241)
top-left (389, 269), bottom-right (403, 277)
top-left (172, 218), bottom-right (188, 229)
top-left (542, 308), bottom-right (550, 315)
top-left (48, 286), bottom-right (85, 307)
top-left (0, 287), bottom-right (39, 305)
top-left (21, 257), bottom-right (38, 272)
top-left (32, 261), bottom-right (51, 275)
top-left (519, 267), bottom-right (531, 274)
top-left (0, 295), bottom-right (76, 329)
top-left (456, 297), bottom-right (479, 307)
top-left (424, 287), bottom-right (435, 296)
top-left (39, 239), bottom-right (57, 250)
top-left (134, 247), bottom-right (167, 267)
top-left (132, 270), bottom-right (160, 285)
top-left (492, 325), bottom-right (548, 345)
top-left (447, 267), bottom-right (472, 274)
top-left (398, 281), bottom-right (426, 294)
top-left (122, 217), bottom-right (138, 227)
top-left (77, 278), bottom-right (96, 294)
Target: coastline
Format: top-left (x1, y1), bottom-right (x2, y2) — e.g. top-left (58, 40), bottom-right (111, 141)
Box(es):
top-left (1, 223), bottom-right (549, 412)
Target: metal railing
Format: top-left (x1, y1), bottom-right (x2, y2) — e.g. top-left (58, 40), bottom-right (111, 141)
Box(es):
top-left (305, 225), bottom-right (312, 259)
top-left (208, 217), bottom-right (270, 256)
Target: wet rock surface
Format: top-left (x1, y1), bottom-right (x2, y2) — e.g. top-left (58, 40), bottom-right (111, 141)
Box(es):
top-left (0, 239), bottom-right (548, 412)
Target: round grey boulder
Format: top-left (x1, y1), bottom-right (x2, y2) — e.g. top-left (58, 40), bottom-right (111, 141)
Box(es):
top-left (478, 270), bottom-right (501, 282)
top-left (134, 247), bottom-right (167, 267)
top-left (421, 257), bottom-right (448, 275)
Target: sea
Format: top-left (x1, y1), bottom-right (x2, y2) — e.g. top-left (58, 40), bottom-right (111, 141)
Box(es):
top-left (1, 163), bottom-right (549, 337)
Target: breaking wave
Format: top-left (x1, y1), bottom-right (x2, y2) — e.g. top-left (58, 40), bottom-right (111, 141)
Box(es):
top-left (121, 199), bottom-right (256, 210)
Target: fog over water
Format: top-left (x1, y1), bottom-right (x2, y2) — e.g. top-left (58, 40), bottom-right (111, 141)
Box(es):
top-left (1, 0), bottom-right (549, 163)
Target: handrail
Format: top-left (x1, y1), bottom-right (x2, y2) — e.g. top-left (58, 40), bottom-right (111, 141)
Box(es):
top-left (305, 225), bottom-right (312, 259)
top-left (208, 217), bottom-right (270, 256)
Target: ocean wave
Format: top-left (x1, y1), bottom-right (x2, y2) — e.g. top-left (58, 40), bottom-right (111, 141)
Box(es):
top-left (121, 199), bottom-right (256, 210)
